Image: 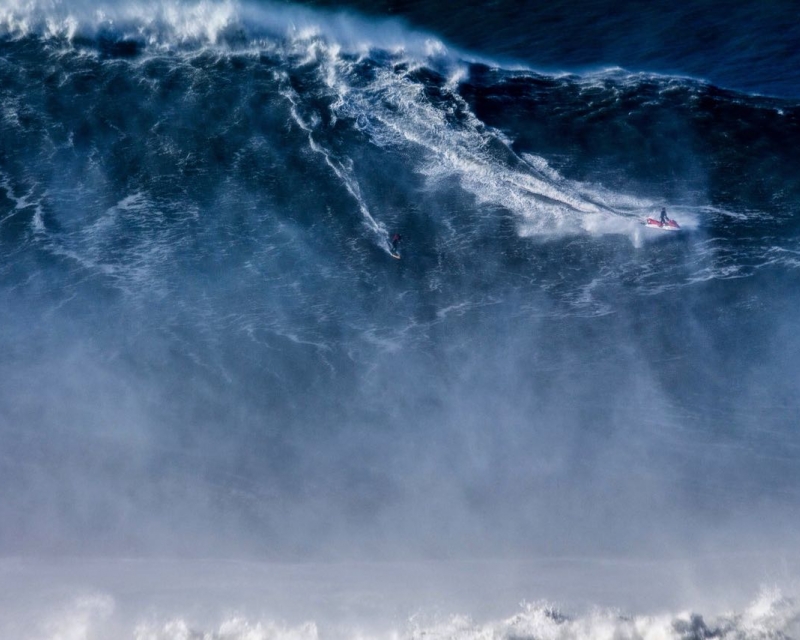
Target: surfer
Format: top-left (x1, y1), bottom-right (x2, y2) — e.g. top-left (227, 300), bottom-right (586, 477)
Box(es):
top-left (660, 207), bottom-right (669, 226)
top-left (390, 233), bottom-right (402, 254)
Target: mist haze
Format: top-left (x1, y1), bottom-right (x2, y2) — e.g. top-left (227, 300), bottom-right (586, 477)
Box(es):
top-left (1, 0), bottom-right (799, 637)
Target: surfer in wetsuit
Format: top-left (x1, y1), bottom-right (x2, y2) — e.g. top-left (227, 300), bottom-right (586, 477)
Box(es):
top-left (390, 233), bottom-right (402, 254)
top-left (660, 207), bottom-right (669, 226)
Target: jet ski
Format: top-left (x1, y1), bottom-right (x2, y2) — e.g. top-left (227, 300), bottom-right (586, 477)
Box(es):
top-left (645, 217), bottom-right (681, 231)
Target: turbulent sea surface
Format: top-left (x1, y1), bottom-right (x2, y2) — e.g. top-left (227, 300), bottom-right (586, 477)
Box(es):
top-left (1, 0), bottom-right (800, 638)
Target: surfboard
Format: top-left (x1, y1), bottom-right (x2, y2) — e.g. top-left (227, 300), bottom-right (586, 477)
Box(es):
top-left (390, 251), bottom-right (401, 259)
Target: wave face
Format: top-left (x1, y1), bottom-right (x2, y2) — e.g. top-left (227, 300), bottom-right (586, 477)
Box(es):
top-left (1, 0), bottom-right (800, 635)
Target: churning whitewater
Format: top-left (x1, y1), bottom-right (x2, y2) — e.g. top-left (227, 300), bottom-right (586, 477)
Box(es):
top-left (1, 0), bottom-right (800, 638)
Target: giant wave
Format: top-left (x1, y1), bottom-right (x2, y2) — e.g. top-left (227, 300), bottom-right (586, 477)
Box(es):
top-left (1, 1), bottom-right (800, 638)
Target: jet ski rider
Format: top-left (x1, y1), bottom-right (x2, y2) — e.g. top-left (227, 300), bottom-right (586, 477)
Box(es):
top-left (660, 207), bottom-right (669, 226)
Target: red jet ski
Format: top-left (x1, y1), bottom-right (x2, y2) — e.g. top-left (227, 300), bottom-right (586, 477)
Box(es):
top-left (645, 217), bottom-right (681, 231)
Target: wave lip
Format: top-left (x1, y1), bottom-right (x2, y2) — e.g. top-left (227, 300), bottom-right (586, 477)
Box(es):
top-left (1, 0), bottom-right (260, 50)
top-left (0, 0), bottom-right (452, 58)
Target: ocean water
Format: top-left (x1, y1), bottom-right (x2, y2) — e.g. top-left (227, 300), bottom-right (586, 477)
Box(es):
top-left (293, 0), bottom-right (800, 98)
top-left (1, 0), bottom-right (800, 638)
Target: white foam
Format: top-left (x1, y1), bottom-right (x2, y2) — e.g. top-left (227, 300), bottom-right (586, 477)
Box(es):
top-left (0, 172), bottom-right (49, 232)
top-left (313, 47), bottom-right (654, 238)
top-left (0, 0), bottom-right (451, 62)
top-left (17, 588), bottom-right (800, 640)
top-left (39, 593), bottom-right (116, 640)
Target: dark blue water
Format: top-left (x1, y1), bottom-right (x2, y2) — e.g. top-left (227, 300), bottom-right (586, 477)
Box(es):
top-left (291, 0), bottom-right (800, 98)
top-left (1, 1), bottom-right (799, 637)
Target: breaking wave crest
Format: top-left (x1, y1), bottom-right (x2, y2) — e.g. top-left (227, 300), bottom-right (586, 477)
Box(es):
top-left (0, 0), bottom-right (450, 54)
